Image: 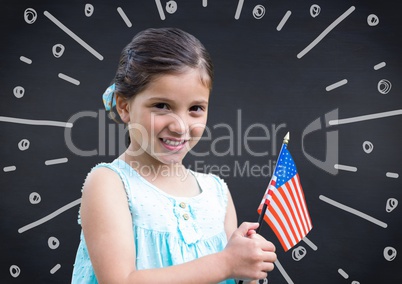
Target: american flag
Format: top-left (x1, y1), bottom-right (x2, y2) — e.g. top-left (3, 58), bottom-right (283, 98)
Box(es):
top-left (257, 143), bottom-right (312, 251)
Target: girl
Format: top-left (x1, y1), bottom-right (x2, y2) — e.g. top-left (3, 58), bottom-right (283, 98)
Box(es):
top-left (72, 27), bottom-right (276, 284)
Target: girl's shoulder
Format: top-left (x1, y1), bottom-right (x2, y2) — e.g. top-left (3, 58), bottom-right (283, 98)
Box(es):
top-left (83, 159), bottom-right (132, 200)
top-left (77, 160), bottom-right (130, 225)
top-left (87, 159), bottom-right (132, 185)
top-left (89, 159), bottom-right (126, 173)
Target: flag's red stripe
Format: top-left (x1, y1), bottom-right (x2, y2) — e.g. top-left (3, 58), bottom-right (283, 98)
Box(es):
top-left (267, 205), bottom-right (294, 249)
top-left (291, 174), bottom-right (309, 235)
top-left (286, 178), bottom-right (308, 235)
top-left (264, 190), bottom-right (272, 206)
top-left (257, 203), bottom-right (263, 213)
top-left (273, 188), bottom-right (303, 242)
top-left (280, 186), bottom-right (304, 241)
top-left (271, 192), bottom-right (299, 245)
top-left (259, 177), bottom-right (277, 208)
top-left (277, 184), bottom-right (305, 238)
top-left (263, 211), bottom-right (289, 251)
top-left (295, 174), bottom-right (313, 229)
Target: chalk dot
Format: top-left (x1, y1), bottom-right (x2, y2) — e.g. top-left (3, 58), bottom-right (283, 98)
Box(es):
top-left (13, 86), bottom-right (25, 98)
top-left (378, 79), bottom-right (392, 94)
top-left (165, 1), bottom-right (177, 14)
top-left (18, 139), bottom-right (30, 151)
top-left (292, 246), bottom-right (307, 261)
top-left (85, 4), bottom-right (94, 17)
top-left (383, 246), bottom-right (397, 261)
top-left (52, 44), bottom-right (65, 58)
top-left (29, 192), bottom-right (41, 204)
top-left (362, 141), bottom-right (373, 153)
top-left (10, 265), bottom-right (21, 278)
top-left (310, 4), bottom-right (321, 18)
top-left (24, 8), bottom-right (37, 24)
top-left (367, 14), bottom-right (379, 26)
top-left (48, 236), bottom-right (60, 249)
top-left (386, 198), bottom-right (398, 212)
top-left (253, 5), bottom-right (265, 19)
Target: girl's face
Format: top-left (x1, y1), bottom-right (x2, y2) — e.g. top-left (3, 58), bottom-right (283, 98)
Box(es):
top-left (125, 68), bottom-right (210, 166)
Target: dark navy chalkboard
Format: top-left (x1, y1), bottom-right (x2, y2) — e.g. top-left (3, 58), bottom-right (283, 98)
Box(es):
top-left (1, 0), bottom-right (401, 283)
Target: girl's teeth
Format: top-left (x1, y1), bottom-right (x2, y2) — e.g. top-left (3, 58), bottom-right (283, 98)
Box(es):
top-left (162, 139), bottom-right (184, 146)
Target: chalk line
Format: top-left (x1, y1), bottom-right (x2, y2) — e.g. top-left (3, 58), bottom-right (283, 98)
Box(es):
top-left (334, 164), bottom-right (357, 172)
top-left (277, 11), bottom-right (292, 31)
top-left (338, 268), bottom-right (349, 279)
top-left (297, 6), bottom-right (355, 58)
top-left (20, 56), bottom-right (32, 64)
top-left (329, 109), bottom-right (402, 125)
top-left (275, 259), bottom-right (294, 284)
top-left (155, 0), bottom-right (166, 20)
top-left (58, 73), bottom-right (80, 85)
top-left (386, 172), bottom-right (399, 179)
top-left (45, 158), bottom-right (68, 166)
top-left (302, 236), bottom-right (318, 251)
top-left (319, 195), bottom-right (387, 228)
top-left (0, 116), bottom-right (73, 128)
top-left (50, 264), bottom-right (61, 274)
top-left (374, 62), bottom-right (386, 70)
top-left (44, 11), bottom-right (103, 61)
top-left (117, 7), bottom-right (132, 27)
top-left (18, 198), bottom-right (81, 233)
top-left (234, 0), bottom-right (244, 20)
top-left (326, 79), bottom-right (348, 91)
top-left (3, 166), bottom-right (16, 172)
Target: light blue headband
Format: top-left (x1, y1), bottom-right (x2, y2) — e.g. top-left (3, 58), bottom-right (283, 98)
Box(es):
top-left (102, 83), bottom-right (116, 111)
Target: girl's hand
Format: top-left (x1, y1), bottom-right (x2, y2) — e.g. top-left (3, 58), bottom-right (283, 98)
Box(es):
top-left (223, 222), bottom-right (277, 281)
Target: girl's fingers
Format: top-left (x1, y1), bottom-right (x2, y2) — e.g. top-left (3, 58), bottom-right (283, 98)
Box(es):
top-left (248, 233), bottom-right (276, 252)
top-left (237, 222), bottom-right (260, 237)
top-left (262, 260), bottom-right (275, 272)
top-left (264, 251), bottom-right (277, 265)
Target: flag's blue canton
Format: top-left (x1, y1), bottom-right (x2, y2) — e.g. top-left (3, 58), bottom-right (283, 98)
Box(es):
top-left (274, 144), bottom-right (298, 188)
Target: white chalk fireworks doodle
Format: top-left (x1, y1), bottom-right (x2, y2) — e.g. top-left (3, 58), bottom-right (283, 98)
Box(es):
top-left (1, 1), bottom-right (400, 283)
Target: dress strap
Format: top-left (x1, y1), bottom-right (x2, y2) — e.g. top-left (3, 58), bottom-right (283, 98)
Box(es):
top-left (77, 160), bottom-right (133, 225)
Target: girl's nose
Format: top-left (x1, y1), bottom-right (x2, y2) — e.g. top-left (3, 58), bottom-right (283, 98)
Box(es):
top-left (167, 113), bottom-right (188, 135)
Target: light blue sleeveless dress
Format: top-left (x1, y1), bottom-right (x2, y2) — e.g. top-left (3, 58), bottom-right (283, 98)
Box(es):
top-left (71, 159), bottom-right (236, 284)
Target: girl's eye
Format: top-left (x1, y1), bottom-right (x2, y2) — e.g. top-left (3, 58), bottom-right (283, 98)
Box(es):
top-left (154, 103), bottom-right (169, 110)
top-left (190, 105), bottom-right (204, 112)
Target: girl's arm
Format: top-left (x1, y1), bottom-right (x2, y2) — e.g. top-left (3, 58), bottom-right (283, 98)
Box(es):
top-left (224, 189), bottom-right (238, 240)
top-left (81, 168), bottom-right (276, 284)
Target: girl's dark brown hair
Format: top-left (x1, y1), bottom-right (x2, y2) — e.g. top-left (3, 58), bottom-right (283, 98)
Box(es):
top-left (114, 27), bottom-right (214, 101)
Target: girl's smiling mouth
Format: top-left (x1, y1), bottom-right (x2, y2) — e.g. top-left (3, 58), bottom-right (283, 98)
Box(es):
top-left (160, 138), bottom-right (188, 151)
